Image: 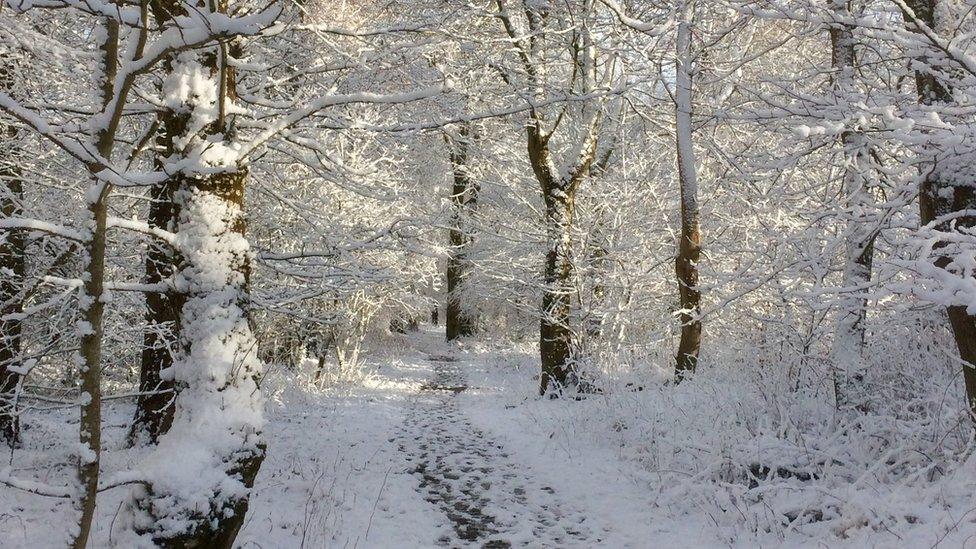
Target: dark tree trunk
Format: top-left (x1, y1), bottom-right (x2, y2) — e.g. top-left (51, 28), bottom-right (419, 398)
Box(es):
top-left (129, 176), bottom-right (181, 445)
top-left (903, 0), bottom-right (976, 418)
top-left (128, 0), bottom-right (187, 448)
top-left (445, 123), bottom-right (477, 341)
top-left (527, 122), bottom-right (587, 395)
top-left (314, 354), bottom-right (327, 385)
top-left (674, 214), bottom-right (701, 380)
top-left (539, 189), bottom-right (575, 393)
top-left (129, 62), bottom-right (188, 445)
top-left (0, 61), bottom-right (24, 446)
top-left (128, 0), bottom-right (188, 445)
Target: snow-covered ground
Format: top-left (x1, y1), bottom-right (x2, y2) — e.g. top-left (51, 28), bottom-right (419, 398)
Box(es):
top-left (3, 326), bottom-right (976, 547)
top-left (237, 327), bottom-right (688, 548)
top-left (241, 326), bottom-right (976, 548)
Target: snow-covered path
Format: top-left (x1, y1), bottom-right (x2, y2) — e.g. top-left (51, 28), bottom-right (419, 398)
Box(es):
top-left (0, 327), bottom-right (702, 548)
top-left (398, 354), bottom-right (593, 547)
top-left (7, 326), bottom-right (966, 548)
top-left (237, 328), bottom-right (683, 548)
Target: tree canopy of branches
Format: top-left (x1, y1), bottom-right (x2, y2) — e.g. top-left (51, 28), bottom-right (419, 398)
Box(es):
top-left (2, 0), bottom-right (976, 545)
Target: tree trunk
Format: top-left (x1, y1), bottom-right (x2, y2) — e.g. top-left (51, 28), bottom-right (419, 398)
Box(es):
top-left (539, 187), bottom-right (575, 393)
top-left (127, 0), bottom-right (188, 449)
top-left (0, 59), bottom-right (25, 446)
top-left (674, 1), bottom-right (702, 382)
top-left (130, 11), bottom-right (265, 543)
top-left (493, 2), bottom-right (602, 395)
top-left (71, 16), bottom-right (121, 548)
top-left (131, 80), bottom-right (184, 421)
top-left (134, 167), bottom-right (266, 548)
top-left (73, 188), bottom-right (108, 549)
top-left (903, 0), bottom-right (976, 419)
top-left (445, 123), bottom-right (477, 341)
top-left (129, 173), bottom-right (181, 445)
top-left (314, 354), bottom-right (327, 386)
top-left (828, 5), bottom-right (876, 409)
top-left (527, 110), bottom-right (599, 396)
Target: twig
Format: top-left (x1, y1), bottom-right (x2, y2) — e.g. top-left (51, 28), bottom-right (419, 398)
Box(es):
top-left (364, 466), bottom-right (391, 541)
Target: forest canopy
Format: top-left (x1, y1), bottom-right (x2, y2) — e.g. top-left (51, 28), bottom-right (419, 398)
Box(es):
top-left (1, 0), bottom-right (975, 546)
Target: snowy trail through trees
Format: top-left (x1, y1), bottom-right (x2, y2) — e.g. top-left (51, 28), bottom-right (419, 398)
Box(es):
top-left (6, 1), bottom-right (976, 545)
top-left (232, 328), bottom-right (679, 548)
top-left (397, 354), bottom-right (594, 548)
top-left (0, 330), bottom-right (691, 548)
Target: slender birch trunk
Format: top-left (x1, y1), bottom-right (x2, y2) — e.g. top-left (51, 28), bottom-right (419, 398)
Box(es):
top-left (673, 0), bottom-right (702, 381)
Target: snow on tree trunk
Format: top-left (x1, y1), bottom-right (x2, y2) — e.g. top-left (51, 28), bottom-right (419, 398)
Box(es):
top-left (493, 1), bottom-right (603, 395)
top-left (128, 171), bottom-right (265, 546)
top-left (0, 56), bottom-right (24, 446)
top-left (827, 4), bottom-right (876, 410)
top-left (539, 182), bottom-right (575, 394)
top-left (73, 186), bottom-right (109, 549)
top-left (124, 22), bottom-right (266, 545)
top-left (445, 122), bottom-right (478, 341)
top-left (674, 0), bottom-right (702, 382)
top-left (903, 0), bottom-right (976, 419)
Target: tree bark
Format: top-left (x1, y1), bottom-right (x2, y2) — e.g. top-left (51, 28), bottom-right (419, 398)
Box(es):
top-left (126, 0), bottom-right (190, 449)
top-left (827, 3), bottom-right (876, 409)
top-left (445, 122), bottom-right (477, 341)
top-left (539, 181), bottom-right (575, 393)
top-left (674, 1), bottom-right (702, 382)
top-left (128, 127), bottom-right (182, 445)
top-left (73, 186), bottom-right (108, 549)
top-left (128, 180), bottom-right (180, 444)
top-left (130, 6), bottom-right (265, 542)
top-left (903, 0), bottom-right (976, 418)
top-left (132, 166), bottom-right (266, 548)
top-left (0, 58), bottom-right (25, 446)
top-left (314, 353), bottom-right (327, 386)
top-left (71, 15), bottom-right (121, 548)
top-left (528, 120), bottom-right (592, 394)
